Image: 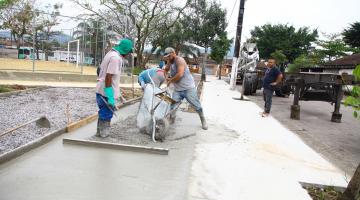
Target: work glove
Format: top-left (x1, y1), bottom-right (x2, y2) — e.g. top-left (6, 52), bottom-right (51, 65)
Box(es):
top-left (104, 87), bottom-right (115, 107)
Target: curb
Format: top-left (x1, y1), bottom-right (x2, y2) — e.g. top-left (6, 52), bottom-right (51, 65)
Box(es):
top-left (0, 128), bottom-right (66, 165)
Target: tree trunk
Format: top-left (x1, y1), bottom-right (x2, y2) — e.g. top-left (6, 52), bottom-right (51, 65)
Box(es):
top-left (218, 64), bottom-right (222, 80)
top-left (338, 163), bottom-right (360, 200)
top-left (201, 47), bottom-right (208, 81)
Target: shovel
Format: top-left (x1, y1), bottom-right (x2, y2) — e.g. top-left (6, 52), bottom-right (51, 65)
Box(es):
top-left (0, 116), bottom-right (51, 137)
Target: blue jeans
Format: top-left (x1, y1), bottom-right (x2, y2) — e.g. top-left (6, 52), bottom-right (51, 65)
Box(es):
top-left (263, 88), bottom-right (274, 113)
top-left (96, 93), bottom-right (113, 121)
top-left (171, 88), bottom-right (203, 113)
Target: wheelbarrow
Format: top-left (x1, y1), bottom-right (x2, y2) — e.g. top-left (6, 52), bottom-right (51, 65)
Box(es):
top-left (136, 73), bottom-right (179, 142)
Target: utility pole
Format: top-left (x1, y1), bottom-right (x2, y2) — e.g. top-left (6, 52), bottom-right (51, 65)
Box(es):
top-left (229, 0), bottom-right (246, 90)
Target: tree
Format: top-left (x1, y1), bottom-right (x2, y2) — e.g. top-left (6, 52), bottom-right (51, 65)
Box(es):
top-left (270, 50), bottom-right (288, 66)
top-left (250, 24), bottom-right (318, 62)
top-left (72, 0), bottom-right (190, 68)
top-left (151, 18), bottom-right (200, 62)
top-left (0, 0), bottom-right (15, 9)
top-left (0, 0), bottom-right (34, 50)
top-left (287, 55), bottom-right (316, 73)
top-left (316, 33), bottom-right (350, 62)
top-left (338, 65), bottom-right (360, 200)
top-left (343, 22), bottom-right (360, 49)
top-left (209, 32), bottom-right (232, 79)
top-left (186, 0), bottom-right (227, 81)
top-left (73, 19), bottom-right (108, 65)
top-left (36, 3), bottom-right (62, 61)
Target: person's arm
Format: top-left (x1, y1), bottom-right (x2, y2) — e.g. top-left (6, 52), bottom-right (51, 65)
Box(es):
top-left (271, 71), bottom-right (283, 86)
top-left (105, 74), bottom-right (112, 87)
top-left (167, 59), bottom-right (185, 85)
top-left (138, 70), bottom-right (146, 88)
top-left (164, 63), bottom-right (171, 75)
top-left (103, 57), bottom-right (119, 106)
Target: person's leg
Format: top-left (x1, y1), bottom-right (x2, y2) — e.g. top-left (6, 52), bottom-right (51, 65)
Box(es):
top-left (184, 88), bottom-right (208, 130)
top-left (263, 89), bottom-right (273, 116)
top-left (169, 90), bottom-right (184, 124)
top-left (96, 93), bottom-right (113, 137)
top-left (262, 89), bottom-right (267, 114)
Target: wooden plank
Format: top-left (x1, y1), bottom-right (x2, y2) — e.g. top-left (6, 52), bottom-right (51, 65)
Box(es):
top-left (63, 138), bottom-right (169, 155)
top-left (66, 114), bottom-right (98, 133)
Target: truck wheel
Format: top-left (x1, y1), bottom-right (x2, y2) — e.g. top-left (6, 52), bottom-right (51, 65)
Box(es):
top-left (243, 75), bottom-right (253, 95)
top-left (251, 79), bottom-right (258, 94)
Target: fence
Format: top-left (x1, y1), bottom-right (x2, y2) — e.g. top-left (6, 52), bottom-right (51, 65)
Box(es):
top-left (0, 8), bottom-right (133, 75)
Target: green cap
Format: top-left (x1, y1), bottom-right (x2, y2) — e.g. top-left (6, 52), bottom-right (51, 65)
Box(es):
top-left (113, 39), bottom-right (133, 55)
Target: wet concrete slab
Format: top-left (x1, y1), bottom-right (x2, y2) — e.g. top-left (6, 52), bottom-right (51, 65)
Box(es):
top-left (0, 102), bottom-right (201, 200)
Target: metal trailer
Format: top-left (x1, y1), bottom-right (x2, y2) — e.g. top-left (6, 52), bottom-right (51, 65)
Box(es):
top-left (242, 70), bottom-right (358, 123)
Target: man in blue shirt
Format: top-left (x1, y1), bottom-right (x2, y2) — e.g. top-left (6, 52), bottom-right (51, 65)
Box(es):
top-left (138, 67), bottom-right (165, 89)
top-left (261, 58), bottom-right (283, 117)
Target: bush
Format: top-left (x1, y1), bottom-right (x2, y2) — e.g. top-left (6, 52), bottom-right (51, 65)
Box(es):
top-left (132, 67), bottom-right (144, 76)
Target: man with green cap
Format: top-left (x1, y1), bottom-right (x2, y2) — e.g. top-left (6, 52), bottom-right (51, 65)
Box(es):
top-left (95, 39), bottom-right (133, 137)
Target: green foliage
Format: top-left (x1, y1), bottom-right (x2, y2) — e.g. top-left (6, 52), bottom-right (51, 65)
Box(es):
top-left (132, 67), bottom-right (144, 76)
top-left (0, 85), bottom-right (11, 93)
top-left (186, 0), bottom-right (227, 50)
top-left (343, 22), bottom-right (360, 48)
top-left (210, 32), bottom-right (232, 64)
top-left (345, 64), bottom-right (360, 119)
top-left (153, 20), bottom-right (199, 58)
top-left (270, 50), bottom-right (288, 65)
top-left (286, 54), bottom-right (316, 73)
top-left (0, 0), bottom-right (34, 49)
top-left (250, 24), bottom-right (318, 62)
top-left (0, 0), bottom-right (15, 9)
top-left (316, 33), bottom-right (350, 61)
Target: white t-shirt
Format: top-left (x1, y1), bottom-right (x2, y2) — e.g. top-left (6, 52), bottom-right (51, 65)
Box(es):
top-left (96, 50), bottom-right (123, 99)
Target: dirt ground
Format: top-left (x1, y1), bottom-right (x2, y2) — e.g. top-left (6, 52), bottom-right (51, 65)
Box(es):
top-left (0, 58), bottom-right (97, 75)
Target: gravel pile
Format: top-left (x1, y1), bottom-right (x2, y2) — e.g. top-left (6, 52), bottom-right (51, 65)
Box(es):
top-left (0, 87), bottom-right (97, 155)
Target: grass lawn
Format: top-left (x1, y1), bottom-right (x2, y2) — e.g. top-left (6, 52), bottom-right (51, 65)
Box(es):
top-left (0, 85), bottom-right (27, 93)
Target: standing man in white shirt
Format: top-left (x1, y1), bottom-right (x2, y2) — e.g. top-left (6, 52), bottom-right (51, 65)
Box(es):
top-left (95, 39), bottom-right (133, 137)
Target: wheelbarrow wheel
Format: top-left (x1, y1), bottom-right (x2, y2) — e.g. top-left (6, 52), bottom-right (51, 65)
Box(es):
top-left (146, 118), bottom-right (169, 141)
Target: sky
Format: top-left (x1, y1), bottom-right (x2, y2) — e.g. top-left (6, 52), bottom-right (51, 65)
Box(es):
top-left (43, 0), bottom-right (360, 43)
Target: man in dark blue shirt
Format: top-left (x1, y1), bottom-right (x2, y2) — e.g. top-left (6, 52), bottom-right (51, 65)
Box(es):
top-left (261, 58), bottom-right (283, 117)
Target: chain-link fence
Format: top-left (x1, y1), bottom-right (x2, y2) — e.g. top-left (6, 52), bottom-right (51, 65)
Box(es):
top-left (0, 8), bottom-right (134, 75)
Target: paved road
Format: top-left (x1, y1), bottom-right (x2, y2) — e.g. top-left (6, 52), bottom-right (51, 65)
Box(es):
top-left (242, 87), bottom-right (360, 175)
top-left (0, 103), bottom-right (201, 200)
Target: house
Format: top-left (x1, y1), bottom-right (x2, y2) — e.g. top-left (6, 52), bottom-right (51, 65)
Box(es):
top-left (300, 53), bottom-right (360, 74)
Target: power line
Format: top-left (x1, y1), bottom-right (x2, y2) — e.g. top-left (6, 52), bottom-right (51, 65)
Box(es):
top-left (227, 0), bottom-right (239, 25)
